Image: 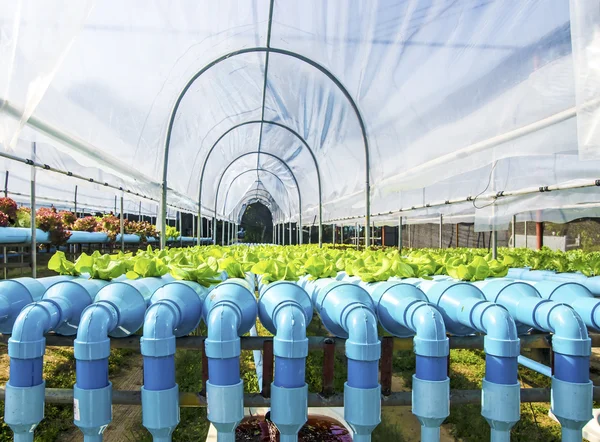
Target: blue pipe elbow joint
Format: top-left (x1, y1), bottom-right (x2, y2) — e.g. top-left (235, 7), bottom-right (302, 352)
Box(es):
top-left (258, 282), bottom-right (313, 437)
top-left (0, 277), bottom-right (46, 334)
top-left (367, 282), bottom-right (451, 435)
top-left (141, 281), bottom-right (207, 439)
top-left (312, 282), bottom-right (381, 439)
top-left (202, 279), bottom-right (257, 437)
top-left (74, 281), bottom-right (152, 437)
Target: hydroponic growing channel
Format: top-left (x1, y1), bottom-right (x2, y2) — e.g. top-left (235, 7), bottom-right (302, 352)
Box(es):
top-left (1, 1), bottom-right (600, 441)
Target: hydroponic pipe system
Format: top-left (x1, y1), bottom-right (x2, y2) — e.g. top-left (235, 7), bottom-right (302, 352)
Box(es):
top-left (4, 277), bottom-right (109, 442)
top-left (73, 278), bottom-right (168, 441)
top-left (258, 281), bottom-right (313, 442)
top-left (141, 281), bottom-right (209, 441)
top-left (415, 280), bottom-right (520, 442)
top-left (473, 279), bottom-right (592, 442)
top-left (362, 281), bottom-right (449, 442)
top-left (302, 278), bottom-right (381, 442)
top-left (202, 279), bottom-right (257, 442)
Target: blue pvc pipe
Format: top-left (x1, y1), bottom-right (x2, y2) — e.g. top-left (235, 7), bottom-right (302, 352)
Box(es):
top-left (76, 359), bottom-right (109, 390)
top-left (554, 353), bottom-right (589, 384)
top-left (143, 356), bottom-right (175, 391)
top-left (274, 357), bottom-right (306, 388)
top-left (208, 357), bottom-right (240, 386)
top-left (9, 357), bottom-right (43, 387)
top-left (347, 359), bottom-right (378, 389)
top-left (517, 355), bottom-right (552, 378)
top-left (415, 355), bottom-right (447, 382)
top-left (485, 355), bottom-right (518, 385)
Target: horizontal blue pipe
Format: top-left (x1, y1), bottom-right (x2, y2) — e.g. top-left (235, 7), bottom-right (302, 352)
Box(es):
top-left (347, 359), bottom-right (378, 389)
top-left (485, 355), bottom-right (518, 385)
top-left (554, 353), bottom-right (589, 383)
top-left (76, 359), bottom-right (109, 390)
top-left (274, 357), bottom-right (306, 388)
top-left (415, 355), bottom-right (447, 381)
top-left (517, 355), bottom-right (552, 378)
top-left (143, 356), bottom-right (175, 391)
top-left (9, 357), bottom-right (43, 387)
top-left (208, 357), bottom-right (240, 386)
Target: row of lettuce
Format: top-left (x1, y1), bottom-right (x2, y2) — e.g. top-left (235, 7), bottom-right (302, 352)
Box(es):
top-left (0, 197), bottom-right (179, 245)
top-left (48, 245), bottom-right (600, 285)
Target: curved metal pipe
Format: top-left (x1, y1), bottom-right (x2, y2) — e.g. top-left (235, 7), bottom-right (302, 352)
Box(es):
top-left (199, 120), bottom-right (323, 246)
top-left (213, 151), bottom-right (302, 246)
top-left (162, 46), bottom-right (370, 249)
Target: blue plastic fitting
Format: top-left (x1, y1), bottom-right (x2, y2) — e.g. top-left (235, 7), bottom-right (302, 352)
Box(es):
top-left (202, 279), bottom-right (257, 440)
top-left (305, 279), bottom-right (381, 441)
top-left (258, 281), bottom-right (312, 440)
top-left (74, 278), bottom-right (168, 441)
top-left (417, 280), bottom-right (520, 439)
top-left (474, 278), bottom-right (592, 440)
top-left (508, 267), bottom-right (600, 296)
top-left (4, 278), bottom-right (109, 441)
top-left (140, 281), bottom-right (207, 440)
top-left (363, 281), bottom-right (450, 440)
top-left (522, 280), bottom-right (600, 331)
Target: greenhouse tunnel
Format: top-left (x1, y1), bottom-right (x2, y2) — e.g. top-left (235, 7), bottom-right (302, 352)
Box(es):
top-left (1, 1), bottom-right (600, 441)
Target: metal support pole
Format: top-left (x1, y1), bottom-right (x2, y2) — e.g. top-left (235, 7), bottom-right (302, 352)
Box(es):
top-left (288, 221), bottom-right (292, 245)
top-left (221, 219), bottom-right (225, 246)
top-left (492, 230), bottom-right (498, 259)
top-left (524, 221), bottom-right (528, 249)
top-left (536, 222), bottom-right (543, 250)
top-left (398, 216), bottom-right (402, 252)
top-left (408, 222), bottom-right (411, 248)
top-left (3, 171), bottom-right (8, 197)
top-left (333, 224), bottom-right (336, 246)
top-left (356, 223), bottom-right (359, 250)
top-left (30, 142), bottom-right (37, 278)
top-left (299, 217), bottom-right (303, 245)
top-left (74, 185), bottom-right (78, 215)
top-left (308, 225), bottom-right (311, 245)
top-left (439, 214), bottom-right (443, 249)
top-left (139, 201), bottom-right (142, 219)
top-left (120, 195), bottom-right (125, 252)
top-left (281, 223), bottom-right (285, 246)
top-left (341, 224), bottom-right (344, 245)
top-left (114, 195), bottom-right (117, 214)
top-left (212, 216), bottom-right (217, 245)
top-left (456, 224), bottom-right (459, 248)
top-left (512, 215), bottom-right (516, 248)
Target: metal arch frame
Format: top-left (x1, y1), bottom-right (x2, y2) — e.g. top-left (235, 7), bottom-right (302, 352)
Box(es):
top-left (222, 168), bottom-right (298, 222)
top-left (213, 151), bottom-right (303, 245)
top-left (161, 46), bottom-right (371, 249)
top-left (197, 119), bottom-right (322, 246)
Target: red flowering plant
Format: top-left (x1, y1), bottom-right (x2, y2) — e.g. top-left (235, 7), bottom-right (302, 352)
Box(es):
top-left (72, 216), bottom-right (98, 232)
top-left (0, 212), bottom-right (9, 227)
top-left (60, 211), bottom-right (77, 230)
top-left (0, 197), bottom-right (18, 223)
top-left (97, 214), bottom-right (121, 242)
top-left (125, 220), bottom-right (157, 242)
top-left (36, 207), bottom-right (72, 246)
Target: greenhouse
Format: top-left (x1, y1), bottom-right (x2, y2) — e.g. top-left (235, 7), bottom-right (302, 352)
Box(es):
top-left (1, 1), bottom-right (600, 441)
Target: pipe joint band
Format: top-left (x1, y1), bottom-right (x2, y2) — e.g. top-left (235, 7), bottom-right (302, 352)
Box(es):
top-left (481, 379), bottom-right (520, 427)
top-left (551, 336), bottom-right (591, 356)
top-left (344, 383), bottom-right (381, 435)
top-left (205, 337), bottom-right (240, 359)
top-left (411, 375), bottom-right (450, 423)
top-left (483, 335), bottom-right (520, 358)
top-left (4, 381), bottom-right (45, 431)
top-left (141, 335), bottom-right (176, 358)
top-left (74, 338), bottom-right (111, 361)
top-left (141, 384), bottom-right (180, 433)
top-left (270, 383), bottom-right (308, 433)
top-left (413, 336), bottom-right (449, 357)
top-left (206, 380), bottom-right (244, 431)
top-left (8, 336), bottom-right (45, 359)
top-left (345, 339), bottom-right (381, 361)
top-left (73, 383), bottom-right (112, 431)
top-left (274, 337), bottom-right (309, 359)
top-left (551, 376), bottom-right (593, 424)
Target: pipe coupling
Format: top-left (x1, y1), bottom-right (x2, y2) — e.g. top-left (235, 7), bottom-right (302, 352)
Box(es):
top-left (551, 376), bottom-right (593, 432)
top-left (270, 384), bottom-right (308, 436)
top-left (411, 375), bottom-right (450, 428)
top-left (481, 379), bottom-right (520, 431)
top-left (344, 383), bottom-right (381, 437)
top-left (4, 381), bottom-right (45, 435)
top-left (141, 384), bottom-right (180, 438)
top-left (73, 383), bottom-right (112, 437)
top-left (206, 380), bottom-right (244, 434)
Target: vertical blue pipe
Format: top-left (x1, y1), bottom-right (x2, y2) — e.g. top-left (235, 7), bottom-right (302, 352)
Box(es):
top-left (554, 354), bottom-right (589, 384)
top-left (485, 356), bottom-right (518, 385)
top-left (347, 360), bottom-right (379, 389)
top-left (274, 357), bottom-right (305, 389)
top-left (208, 357), bottom-right (240, 386)
top-left (415, 356), bottom-right (447, 382)
top-left (9, 358), bottom-right (43, 387)
top-left (76, 359), bottom-right (109, 390)
top-left (143, 356), bottom-right (176, 391)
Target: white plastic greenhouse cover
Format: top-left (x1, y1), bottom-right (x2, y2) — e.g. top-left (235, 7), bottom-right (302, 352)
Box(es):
top-left (1, 0), bottom-right (600, 237)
